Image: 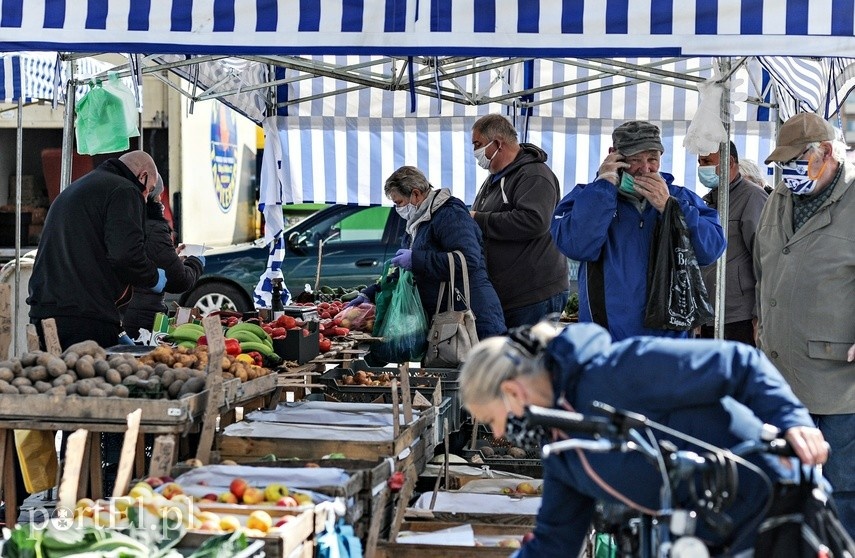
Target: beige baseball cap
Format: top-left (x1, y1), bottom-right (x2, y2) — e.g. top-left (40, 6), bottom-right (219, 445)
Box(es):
top-left (764, 113), bottom-right (835, 165)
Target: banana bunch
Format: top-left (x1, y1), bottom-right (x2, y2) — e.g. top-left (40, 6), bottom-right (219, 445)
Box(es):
top-left (224, 322), bottom-right (279, 360)
top-left (169, 323), bottom-right (205, 349)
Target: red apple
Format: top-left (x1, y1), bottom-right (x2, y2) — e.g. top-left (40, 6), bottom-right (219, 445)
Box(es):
top-left (522, 532), bottom-right (535, 544)
top-left (274, 516), bottom-right (293, 527)
top-left (229, 478), bottom-right (248, 499)
top-left (201, 493), bottom-right (218, 502)
top-left (276, 496), bottom-right (298, 507)
top-left (144, 476), bottom-right (164, 488)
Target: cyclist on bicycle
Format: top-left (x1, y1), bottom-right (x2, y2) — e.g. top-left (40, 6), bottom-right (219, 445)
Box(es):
top-left (460, 320), bottom-right (828, 557)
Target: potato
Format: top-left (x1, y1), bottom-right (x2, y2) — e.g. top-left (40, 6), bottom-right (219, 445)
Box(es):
top-left (113, 385), bottom-right (130, 398)
top-left (52, 373), bottom-right (75, 387)
top-left (0, 367), bottom-right (14, 383)
top-left (62, 351), bottom-right (79, 369)
top-left (167, 380), bottom-right (184, 399)
top-left (26, 365), bottom-right (49, 382)
top-left (21, 351), bottom-right (41, 367)
top-left (11, 377), bottom-right (32, 388)
top-left (507, 447), bottom-right (527, 458)
top-left (65, 382), bottom-right (78, 395)
top-left (93, 359), bottom-right (110, 377)
top-left (75, 379), bottom-right (93, 396)
top-left (75, 356), bottom-right (96, 379)
top-left (105, 369), bottom-right (122, 385)
top-left (115, 363), bottom-right (133, 378)
top-left (45, 356), bottom-right (67, 378)
top-left (18, 385), bottom-right (39, 395)
top-left (88, 387), bottom-right (107, 397)
top-left (62, 340), bottom-right (103, 359)
top-left (178, 377), bottom-right (206, 398)
top-left (174, 369), bottom-right (190, 383)
top-left (46, 386), bottom-right (67, 396)
top-left (153, 363), bottom-right (171, 376)
top-left (0, 384), bottom-right (19, 394)
top-left (122, 375), bottom-right (141, 387)
top-left (161, 369), bottom-right (176, 386)
top-left (31, 379), bottom-right (50, 391)
top-left (136, 366), bottom-right (153, 381)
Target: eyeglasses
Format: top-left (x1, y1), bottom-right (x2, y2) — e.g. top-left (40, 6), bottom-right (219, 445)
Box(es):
top-left (774, 147), bottom-right (812, 171)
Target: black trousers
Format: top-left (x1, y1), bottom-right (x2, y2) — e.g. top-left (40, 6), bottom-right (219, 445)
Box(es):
top-left (31, 315), bottom-right (121, 350)
top-left (700, 319), bottom-right (755, 347)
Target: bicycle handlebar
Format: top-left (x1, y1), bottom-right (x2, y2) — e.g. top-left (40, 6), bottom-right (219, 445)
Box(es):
top-left (542, 437), bottom-right (619, 457)
top-left (525, 405), bottom-right (617, 436)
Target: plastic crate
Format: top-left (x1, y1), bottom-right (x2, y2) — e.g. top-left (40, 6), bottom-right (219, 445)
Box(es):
top-left (460, 424), bottom-right (543, 478)
top-left (320, 360), bottom-right (462, 432)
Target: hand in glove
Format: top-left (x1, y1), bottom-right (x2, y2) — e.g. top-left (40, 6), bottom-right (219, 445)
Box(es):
top-left (346, 294), bottom-right (369, 308)
top-left (152, 268), bottom-right (167, 293)
top-left (391, 249), bottom-right (413, 270)
top-left (117, 332), bottom-right (136, 345)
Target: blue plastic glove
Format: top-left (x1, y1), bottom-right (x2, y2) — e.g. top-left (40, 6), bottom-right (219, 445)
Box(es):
top-left (346, 294), bottom-right (368, 308)
top-left (152, 268), bottom-right (167, 293)
top-left (391, 249), bottom-right (413, 270)
top-left (117, 332), bottom-right (135, 345)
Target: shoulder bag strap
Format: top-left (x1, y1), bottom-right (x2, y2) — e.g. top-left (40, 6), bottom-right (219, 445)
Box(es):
top-left (435, 252), bottom-right (457, 313)
top-left (453, 250), bottom-right (472, 311)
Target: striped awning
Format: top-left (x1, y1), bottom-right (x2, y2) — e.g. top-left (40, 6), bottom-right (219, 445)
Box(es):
top-left (2, 1), bottom-right (855, 57)
top-left (1, 51), bottom-right (113, 102)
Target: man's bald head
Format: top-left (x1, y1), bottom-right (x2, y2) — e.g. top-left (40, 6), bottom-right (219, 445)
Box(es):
top-left (119, 151), bottom-right (158, 198)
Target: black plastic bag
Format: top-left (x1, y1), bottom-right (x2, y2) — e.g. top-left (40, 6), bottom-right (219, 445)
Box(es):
top-left (754, 468), bottom-right (855, 558)
top-left (643, 197), bottom-right (714, 330)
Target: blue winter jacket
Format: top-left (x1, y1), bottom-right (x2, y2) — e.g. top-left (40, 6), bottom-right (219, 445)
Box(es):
top-left (517, 323), bottom-right (815, 558)
top-left (551, 173), bottom-right (725, 340)
top-left (405, 191), bottom-right (506, 339)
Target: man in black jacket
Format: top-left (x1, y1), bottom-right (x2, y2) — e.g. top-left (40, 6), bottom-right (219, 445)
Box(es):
top-left (28, 150), bottom-right (167, 348)
top-left (470, 114), bottom-right (570, 328)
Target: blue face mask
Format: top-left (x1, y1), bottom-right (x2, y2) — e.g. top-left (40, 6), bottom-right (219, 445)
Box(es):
top-left (697, 165), bottom-right (720, 189)
top-left (618, 172), bottom-right (636, 194)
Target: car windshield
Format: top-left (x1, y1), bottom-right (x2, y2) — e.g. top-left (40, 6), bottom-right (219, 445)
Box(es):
top-left (295, 206), bottom-right (391, 247)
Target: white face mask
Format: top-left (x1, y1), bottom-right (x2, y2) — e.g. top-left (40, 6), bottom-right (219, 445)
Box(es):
top-left (697, 165), bottom-right (720, 189)
top-left (473, 140), bottom-right (495, 170)
top-left (395, 204), bottom-right (414, 220)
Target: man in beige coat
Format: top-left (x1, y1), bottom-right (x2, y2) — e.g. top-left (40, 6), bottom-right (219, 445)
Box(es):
top-left (756, 112), bottom-right (855, 538)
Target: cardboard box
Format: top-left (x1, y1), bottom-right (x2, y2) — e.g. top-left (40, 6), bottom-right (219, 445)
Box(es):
top-left (273, 321), bottom-right (319, 364)
top-left (149, 312), bottom-right (175, 346)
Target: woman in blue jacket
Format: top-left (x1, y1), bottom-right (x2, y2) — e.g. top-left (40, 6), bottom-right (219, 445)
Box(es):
top-left (358, 166), bottom-right (506, 341)
top-left (460, 321), bottom-right (828, 557)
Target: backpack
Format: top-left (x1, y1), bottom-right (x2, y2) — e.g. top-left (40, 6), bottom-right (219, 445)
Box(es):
top-left (755, 468), bottom-right (855, 558)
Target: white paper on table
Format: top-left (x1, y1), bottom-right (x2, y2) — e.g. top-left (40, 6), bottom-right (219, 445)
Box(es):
top-left (411, 492), bottom-right (541, 515)
top-left (222, 421), bottom-right (395, 442)
top-left (396, 524), bottom-right (475, 546)
top-left (180, 243), bottom-right (207, 257)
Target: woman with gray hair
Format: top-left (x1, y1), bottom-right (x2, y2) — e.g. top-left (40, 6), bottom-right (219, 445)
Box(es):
top-left (121, 174), bottom-right (205, 341)
top-left (459, 320), bottom-right (827, 557)
top-left (353, 165), bottom-right (505, 345)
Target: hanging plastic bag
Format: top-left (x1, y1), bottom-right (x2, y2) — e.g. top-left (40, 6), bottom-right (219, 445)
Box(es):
top-left (75, 78), bottom-right (138, 155)
top-left (102, 72), bottom-right (140, 138)
top-left (14, 429), bottom-right (58, 493)
top-left (370, 261), bottom-right (398, 338)
top-left (643, 198), bottom-right (714, 330)
top-left (317, 516), bottom-right (363, 558)
top-left (370, 269), bottom-right (428, 364)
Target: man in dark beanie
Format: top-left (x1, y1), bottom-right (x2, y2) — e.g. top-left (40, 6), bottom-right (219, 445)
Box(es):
top-left (550, 121), bottom-right (725, 340)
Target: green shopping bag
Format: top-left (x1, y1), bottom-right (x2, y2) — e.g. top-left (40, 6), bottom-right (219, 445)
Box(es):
top-left (371, 261), bottom-right (397, 338)
top-left (369, 269), bottom-right (428, 364)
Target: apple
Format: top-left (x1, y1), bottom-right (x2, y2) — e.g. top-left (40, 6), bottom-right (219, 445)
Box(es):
top-left (161, 482), bottom-right (184, 500)
top-left (220, 459), bottom-right (238, 466)
top-left (498, 538), bottom-right (522, 549)
top-left (159, 475), bottom-right (174, 483)
top-left (264, 483), bottom-right (289, 503)
top-left (274, 515), bottom-right (293, 528)
top-left (129, 482), bottom-right (155, 500)
top-left (201, 493), bottom-right (218, 502)
top-left (522, 532), bottom-right (535, 544)
top-left (292, 493), bottom-right (313, 506)
top-left (218, 492), bottom-right (239, 504)
top-left (219, 515), bottom-right (242, 532)
top-left (277, 496), bottom-right (298, 507)
top-left (229, 478), bottom-right (248, 499)
top-left (198, 519), bottom-right (220, 532)
top-left (515, 482), bottom-right (538, 495)
top-left (242, 487), bottom-right (265, 505)
top-left (144, 476), bottom-right (164, 489)
top-left (184, 458), bottom-right (204, 468)
top-left (246, 510), bottom-right (273, 533)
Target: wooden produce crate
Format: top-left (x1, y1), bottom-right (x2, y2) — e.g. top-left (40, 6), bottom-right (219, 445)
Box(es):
top-left (217, 406), bottom-right (436, 463)
top-left (182, 505), bottom-right (316, 558)
top-left (376, 522), bottom-right (532, 557)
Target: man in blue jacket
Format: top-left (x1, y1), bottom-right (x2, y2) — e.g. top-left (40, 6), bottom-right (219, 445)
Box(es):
top-left (459, 321), bottom-right (829, 557)
top-left (550, 121), bottom-right (726, 340)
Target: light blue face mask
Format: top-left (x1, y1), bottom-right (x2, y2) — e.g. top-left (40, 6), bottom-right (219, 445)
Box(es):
top-left (697, 165), bottom-right (720, 189)
top-left (618, 172), bottom-right (636, 194)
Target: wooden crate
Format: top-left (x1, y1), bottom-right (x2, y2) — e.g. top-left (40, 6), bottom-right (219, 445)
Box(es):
top-left (183, 504), bottom-right (317, 557)
top-left (217, 408), bottom-right (435, 462)
top-left (376, 522), bottom-right (532, 557)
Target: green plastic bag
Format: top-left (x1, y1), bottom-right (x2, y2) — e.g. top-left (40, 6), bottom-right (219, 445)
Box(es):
top-left (75, 77), bottom-right (138, 155)
top-left (371, 261), bottom-right (397, 338)
top-left (370, 269), bottom-right (428, 363)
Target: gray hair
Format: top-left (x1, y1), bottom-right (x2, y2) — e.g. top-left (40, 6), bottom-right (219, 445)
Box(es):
top-left (737, 159), bottom-right (769, 189)
top-left (384, 166), bottom-right (431, 198)
top-left (805, 140), bottom-right (848, 164)
top-left (472, 114), bottom-right (519, 146)
top-left (460, 321), bottom-right (562, 408)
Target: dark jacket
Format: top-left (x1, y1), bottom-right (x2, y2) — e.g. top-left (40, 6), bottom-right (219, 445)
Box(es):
top-left (701, 174), bottom-right (768, 324)
top-left (551, 173), bottom-right (726, 340)
top-left (472, 144), bottom-right (569, 311)
top-left (122, 201), bottom-right (204, 338)
top-left (518, 323), bottom-right (815, 557)
top-left (407, 189), bottom-right (506, 339)
top-left (28, 159), bottom-right (159, 326)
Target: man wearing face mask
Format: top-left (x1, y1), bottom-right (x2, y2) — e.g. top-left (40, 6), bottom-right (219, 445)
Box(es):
top-left (697, 142), bottom-right (768, 345)
top-left (551, 120), bottom-right (725, 340)
top-left (28, 150), bottom-right (167, 349)
top-left (470, 114), bottom-right (570, 328)
top-left (756, 112), bottom-right (855, 538)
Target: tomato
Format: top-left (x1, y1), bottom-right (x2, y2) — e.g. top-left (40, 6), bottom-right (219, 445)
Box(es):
top-left (319, 338), bottom-right (332, 352)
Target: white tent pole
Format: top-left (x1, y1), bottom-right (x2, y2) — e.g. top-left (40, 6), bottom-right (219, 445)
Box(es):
top-left (714, 58), bottom-right (732, 340)
top-left (59, 59), bottom-right (77, 193)
top-left (12, 96), bottom-right (23, 356)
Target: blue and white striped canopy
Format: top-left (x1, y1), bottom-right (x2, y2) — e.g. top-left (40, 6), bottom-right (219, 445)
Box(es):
top-left (1, 51), bottom-right (111, 102)
top-left (2, 1), bottom-right (855, 57)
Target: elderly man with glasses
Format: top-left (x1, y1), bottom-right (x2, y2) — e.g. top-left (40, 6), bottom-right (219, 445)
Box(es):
top-left (755, 112), bottom-right (855, 539)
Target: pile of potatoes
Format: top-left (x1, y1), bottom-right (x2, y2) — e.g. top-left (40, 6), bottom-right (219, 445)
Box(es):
top-left (0, 340), bottom-right (268, 400)
top-left (138, 345), bottom-right (270, 383)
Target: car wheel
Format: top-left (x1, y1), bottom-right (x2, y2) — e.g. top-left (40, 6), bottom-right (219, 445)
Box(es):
top-left (184, 283), bottom-right (252, 315)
